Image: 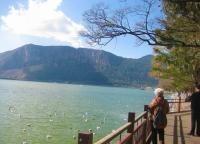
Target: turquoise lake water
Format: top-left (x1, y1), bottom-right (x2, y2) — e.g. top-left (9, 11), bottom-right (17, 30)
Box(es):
top-left (0, 79), bottom-right (154, 144)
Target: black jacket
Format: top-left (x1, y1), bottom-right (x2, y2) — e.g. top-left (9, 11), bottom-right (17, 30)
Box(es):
top-left (186, 92), bottom-right (200, 114)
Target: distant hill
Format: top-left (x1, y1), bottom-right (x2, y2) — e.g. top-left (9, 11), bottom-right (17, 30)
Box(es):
top-left (0, 44), bottom-right (157, 87)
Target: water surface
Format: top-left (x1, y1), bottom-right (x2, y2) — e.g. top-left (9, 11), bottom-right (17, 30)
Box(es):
top-left (0, 79), bottom-right (154, 144)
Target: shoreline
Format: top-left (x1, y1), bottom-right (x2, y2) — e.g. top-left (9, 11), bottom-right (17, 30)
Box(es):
top-left (0, 78), bottom-right (156, 90)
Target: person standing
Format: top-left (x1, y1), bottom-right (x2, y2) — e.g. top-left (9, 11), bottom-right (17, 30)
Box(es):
top-left (185, 84), bottom-right (200, 136)
top-left (148, 88), bottom-right (169, 144)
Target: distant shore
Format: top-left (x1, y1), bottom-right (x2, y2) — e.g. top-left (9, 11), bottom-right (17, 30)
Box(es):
top-left (0, 78), bottom-right (156, 90)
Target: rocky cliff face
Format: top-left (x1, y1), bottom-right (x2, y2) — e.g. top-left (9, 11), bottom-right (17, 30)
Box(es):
top-left (0, 44), bottom-right (157, 87)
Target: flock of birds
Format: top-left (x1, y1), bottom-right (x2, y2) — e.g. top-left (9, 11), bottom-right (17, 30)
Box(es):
top-left (8, 105), bottom-right (127, 143)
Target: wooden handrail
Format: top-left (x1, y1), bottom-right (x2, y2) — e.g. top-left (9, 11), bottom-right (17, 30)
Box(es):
top-left (168, 98), bottom-right (191, 113)
top-left (95, 122), bottom-right (132, 144)
top-left (78, 99), bottom-right (191, 144)
top-left (133, 119), bottom-right (147, 132)
top-left (92, 110), bottom-right (149, 144)
top-left (116, 133), bottom-right (132, 144)
top-left (135, 111), bottom-right (147, 122)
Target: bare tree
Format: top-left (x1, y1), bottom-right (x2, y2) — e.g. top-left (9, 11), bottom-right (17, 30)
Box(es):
top-left (81, 0), bottom-right (200, 48)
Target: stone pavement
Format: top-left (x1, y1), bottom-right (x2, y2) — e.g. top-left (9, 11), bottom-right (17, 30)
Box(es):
top-left (165, 112), bottom-right (200, 144)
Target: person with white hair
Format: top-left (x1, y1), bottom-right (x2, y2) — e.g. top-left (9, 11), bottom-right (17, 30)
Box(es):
top-left (148, 88), bottom-right (169, 144)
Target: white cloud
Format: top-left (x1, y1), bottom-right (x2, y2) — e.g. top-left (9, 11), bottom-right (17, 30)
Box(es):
top-left (1, 0), bottom-right (86, 47)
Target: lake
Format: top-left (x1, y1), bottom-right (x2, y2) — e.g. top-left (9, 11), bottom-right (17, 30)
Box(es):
top-left (0, 79), bottom-right (154, 144)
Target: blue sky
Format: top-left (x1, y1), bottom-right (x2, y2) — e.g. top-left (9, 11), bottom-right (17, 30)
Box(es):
top-left (0, 0), bottom-right (160, 58)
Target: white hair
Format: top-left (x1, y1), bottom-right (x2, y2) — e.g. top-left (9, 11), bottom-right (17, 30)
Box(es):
top-left (154, 88), bottom-right (164, 96)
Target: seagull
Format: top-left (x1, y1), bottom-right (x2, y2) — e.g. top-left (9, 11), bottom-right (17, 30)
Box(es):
top-left (46, 135), bottom-right (52, 139)
top-left (26, 123), bottom-right (31, 127)
top-left (96, 126), bottom-right (101, 131)
top-left (73, 135), bottom-right (76, 140)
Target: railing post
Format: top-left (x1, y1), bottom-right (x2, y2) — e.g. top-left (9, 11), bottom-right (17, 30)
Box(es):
top-left (78, 132), bottom-right (93, 144)
top-left (127, 112), bottom-right (135, 144)
top-left (178, 96), bottom-right (181, 113)
top-left (144, 105), bottom-right (148, 119)
top-left (143, 105), bottom-right (149, 144)
top-left (144, 105), bottom-right (152, 144)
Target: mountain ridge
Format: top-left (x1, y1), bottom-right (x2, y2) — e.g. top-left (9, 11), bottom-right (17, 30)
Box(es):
top-left (0, 44), bottom-right (157, 87)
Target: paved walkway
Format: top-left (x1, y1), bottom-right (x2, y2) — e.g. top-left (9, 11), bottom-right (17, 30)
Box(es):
top-left (165, 112), bottom-right (200, 144)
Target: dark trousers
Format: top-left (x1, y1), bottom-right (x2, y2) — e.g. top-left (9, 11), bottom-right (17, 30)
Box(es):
top-left (152, 126), bottom-right (164, 144)
top-left (191, 112), bottom-right (200, 135)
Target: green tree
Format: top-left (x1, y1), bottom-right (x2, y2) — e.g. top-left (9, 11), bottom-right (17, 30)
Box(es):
top-left (150, 0), bottom-right (200, 92)
top-left (158, 0), bottom-right (200, 49)
top-left (150, 46), bottom-right (200, 91)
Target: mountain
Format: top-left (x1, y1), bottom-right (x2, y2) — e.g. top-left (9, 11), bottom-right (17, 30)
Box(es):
top-left (0, 44), bottom-right (157, 87)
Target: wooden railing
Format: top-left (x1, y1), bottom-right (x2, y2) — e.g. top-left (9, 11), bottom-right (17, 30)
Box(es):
top-left (167, 98), bottom-right (191, 114)
top-left (95, 112), bottom-right (135, 144)
top-left (78, 99), bottom-right (191, 144)
top-left (131, 106), bottom-right (152, 144)
top-left (78, 106), bottom-right (152, 144)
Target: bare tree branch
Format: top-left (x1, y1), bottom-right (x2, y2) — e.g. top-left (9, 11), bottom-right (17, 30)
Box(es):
top-left (81, 0), bottom-right (200, 48)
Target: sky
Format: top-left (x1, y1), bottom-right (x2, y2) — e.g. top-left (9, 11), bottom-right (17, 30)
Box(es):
top-left (0, 0), bottom-right (160, 58)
